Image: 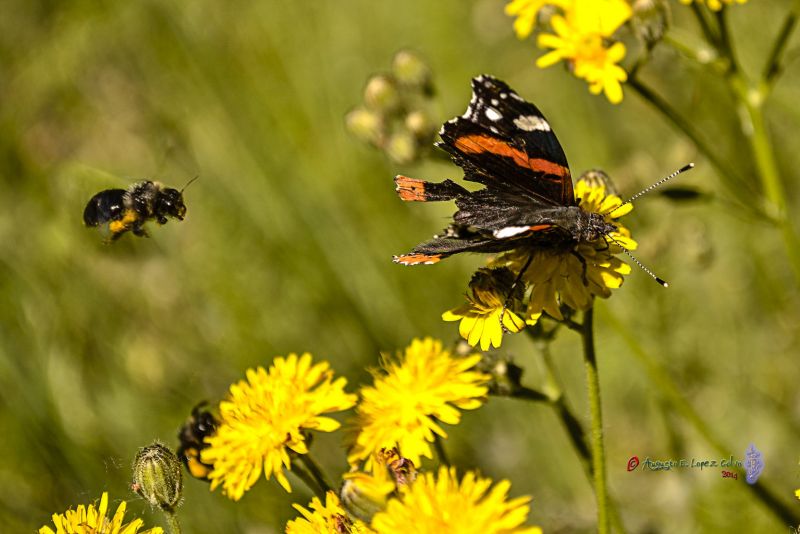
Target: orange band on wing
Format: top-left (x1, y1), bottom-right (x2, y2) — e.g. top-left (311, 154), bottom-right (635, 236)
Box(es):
top-left (529, 224), bottom-right (552, 231)
top-left (453, 134), bottom-right (569, 178)
top-left (393, 253), bottom-right (443, 265)
top-left (395, 175), bottom-right (427, 201)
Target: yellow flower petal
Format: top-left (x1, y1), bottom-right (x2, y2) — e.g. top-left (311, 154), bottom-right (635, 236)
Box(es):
top-left (348, 338), bottom-right (490, 467)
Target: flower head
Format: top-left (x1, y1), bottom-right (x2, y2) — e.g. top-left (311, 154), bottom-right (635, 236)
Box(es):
top-left (201, 353), bottom-right (357, 500)
top-left (348, 338), bottom-right (490, 467)
top-left (370, 467), bottom-right (542, 534)
top-left (505, 0), bottom-right (570, 39)
top-left (442, 268), bottom-right (527, 351)
top-left (492, 177), bottom-right (634, 322)
top-left (535, 0), bottom-right (632, 103)
top-left (286, 491), bottom-right (373, 534)
top-left (679, 0), bottom-right (747, 11)
top-left (39, 492), bottom-right (162, 534)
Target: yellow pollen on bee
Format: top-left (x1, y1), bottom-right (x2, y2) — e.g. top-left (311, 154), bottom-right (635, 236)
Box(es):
top-left (108, 209), bottom-right (139, 235)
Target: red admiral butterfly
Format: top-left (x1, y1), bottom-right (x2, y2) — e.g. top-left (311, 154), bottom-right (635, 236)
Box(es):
top-left (393, 75), bottom-right (689, 286)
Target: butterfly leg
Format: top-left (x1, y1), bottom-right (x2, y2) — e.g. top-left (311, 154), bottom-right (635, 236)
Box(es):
top-left (501, 252), bottom-right (534, 333)
top-left (570, 250), bottom-right (589, 286)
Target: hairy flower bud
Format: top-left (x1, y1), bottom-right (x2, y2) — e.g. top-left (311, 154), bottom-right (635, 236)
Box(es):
top-left (391, 50), bottom-right (432, 93)
top-left (132, 442), bottom-right (183, 512)
top-left (345, 107), bottom-right (384, 146)
top-left (632, 0), bottom-right (670, 47)
top-left (385, 131), bottom-right (417, 164)
top-left (404, 110), bottom-right (434, 141)
top-left (364, 74), bottom-right (401, 113)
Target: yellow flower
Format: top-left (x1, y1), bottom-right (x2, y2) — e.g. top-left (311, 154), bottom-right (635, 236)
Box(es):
top-left (442, 268), bottom-right (527, 350)
top-left (491, 179), bottom-right (634, 321)
top-left (370, 467), bottom-right (542, 534)
top-left (348, 338), bottom-right (490, 467)
top-left (679, 0), bottom-right (747, 11)
top-left (505, 0), bottom-right (570, 39)
top-left (39, 492), bottom-right (162, 534)
top-left (202, 353), bottom-right (357, 500)
top-left (286, 491), bottom-right (373, 534)
top-left (536, 0), bottom-right (632, 103)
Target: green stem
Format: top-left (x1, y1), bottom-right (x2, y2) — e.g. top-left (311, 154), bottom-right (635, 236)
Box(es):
top-left (714, 8), bottom-right (740, 74)
top-left (626, 77), bottom-right (746, 195)
top-left (518, 329), bottom-right (626, 533)
top-left (690, 3), bottom-right (720, 47)
top-left (747, 97), bottom-right (800, 277)
top-left (762, 3), bottom-right (799, 88)
top-left (298, 454), bottom-right (332, 496)
top-left (601, 307), bottom-right (800, 526)
top-left (164, 510), bottom-right (182, 534)
top-left (292, 459), bottom-right (327, 499)
top-left (581, 307), bottom-right (609, 534)
top-left (433, 433), bottom-right (450, 465)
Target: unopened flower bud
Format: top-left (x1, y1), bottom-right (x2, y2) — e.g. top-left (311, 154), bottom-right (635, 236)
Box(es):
top-left (632, 0), bottom-right (670, 47)
top-left (477, 353), bottom-right (524, 396)
top-left (385, 131), bottom-right (417, 164)
top-left (341, 471), bottom-right (392, 523)
top-left (577, 169), bottom-right (619, 196)
top-left (132, 442), bottom-right (183, 512)
top-left (364, 74), bottom-right (401, 113)
top-left (345, 107), bottom-right (384, 146)
top-left (404, 110), bottom-right (434, 141)
top-left (391, 50), bottom-right (432, 93)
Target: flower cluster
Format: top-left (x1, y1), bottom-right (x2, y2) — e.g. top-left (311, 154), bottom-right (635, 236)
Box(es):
top-left (345, 50), bottom-right (437, 164)
top-left (201, 353), bottom-right (357, 500)
top-left (444, 174), bottom-right (634, 349)
top-left (505, 0), bottom-right (750, 103)
top-left (506, 0), bottom-right (633, 103)
top-left (39, 493), bottom-right (162, 534)
top-left (287, 466), bottom-right (540, 534)
top-left (370, 467), bottom-right (541, 534)
top-left (348, 337), bottom-right (490, 467)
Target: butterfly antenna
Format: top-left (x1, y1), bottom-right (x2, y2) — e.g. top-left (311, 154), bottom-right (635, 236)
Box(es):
top-left (625, 163), bottom-right (694, 204)
top-left (606, 234), bottom-right (669, 287)
top-left (181, 175), bottom-right (199, 193)
top-left (604, 163), bottom-right (694, 216)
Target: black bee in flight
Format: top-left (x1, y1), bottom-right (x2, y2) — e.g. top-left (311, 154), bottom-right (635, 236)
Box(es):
top-left (83, 178), bottom-right (195, 241)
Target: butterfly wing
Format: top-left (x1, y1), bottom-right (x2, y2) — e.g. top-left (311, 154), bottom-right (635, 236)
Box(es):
top-left (394, 75), bottom-right (576, 264)
top-left (438, 75), bottom-right (574, 207)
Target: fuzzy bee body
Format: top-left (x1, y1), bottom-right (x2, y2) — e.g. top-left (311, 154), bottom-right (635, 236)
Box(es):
top-left (83, 180), bottom-right (187, 241)
top-left (176, 403), bottom-right (218, 481)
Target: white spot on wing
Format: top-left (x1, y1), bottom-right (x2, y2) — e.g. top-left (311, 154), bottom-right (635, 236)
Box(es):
top-left (500, 93), bottom-right (508, 99)
top-left (484, 107), bottom-right (502, 121)
top-left (509, 92), bottom-right (524, 102)
top-left (494, 226), bottom-right (532, 239)
top-left (513, 114), bottom-right (550, 131)
top-left (491, 98), bottom-right (499, 106)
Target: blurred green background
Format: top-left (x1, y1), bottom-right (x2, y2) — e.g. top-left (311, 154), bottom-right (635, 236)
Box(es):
top-left (2, 0), bottom-right (799, 532)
